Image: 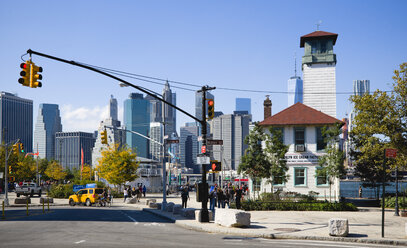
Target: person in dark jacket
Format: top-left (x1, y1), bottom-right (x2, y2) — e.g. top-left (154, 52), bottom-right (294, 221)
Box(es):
top-left (181, 186), bottom-right (189, 208)
top-left (235, 187), bottom-right (242, 209)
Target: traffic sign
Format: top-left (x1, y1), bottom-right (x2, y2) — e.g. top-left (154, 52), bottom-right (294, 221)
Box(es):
top-left (201, 145), bottom-right (206, 153)
top-left (207, 139), bottom-right (223, 145)
top-left (197, 156), bottom-right (210, 164)
top-left (385, 148), bottom-right (397, 158)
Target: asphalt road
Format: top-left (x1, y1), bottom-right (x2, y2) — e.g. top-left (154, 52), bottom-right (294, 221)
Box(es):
top-left (0, 206), bottom-right (403, 248)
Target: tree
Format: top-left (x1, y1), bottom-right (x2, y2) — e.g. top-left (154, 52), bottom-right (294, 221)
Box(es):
top-left (317, 123), bottom-right (346, 201)
top-left (263, 127), bottom-right (289, 189)
top-left (45, 161), bottom-right (67, 182)
top-left (350, 63), bottom-right (407, 195)
top-left (14, 156), bottom-right (37, 181)
top-left (96, 144), bottom-right (139, 187)
top-left (238, 123), bottom-right (270, 198)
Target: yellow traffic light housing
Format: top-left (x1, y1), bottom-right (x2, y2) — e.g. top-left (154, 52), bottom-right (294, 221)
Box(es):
top-left (207, 99), bottom-right (214, 120)
top-left (101, 129), bottom-right (108, 144)
top-left (18, 61), bottom-right (31, 87)
top-left (12, 143), bottom-right (19, 155)
top-left (9, 166), bottom-right (12, 174)
top-left (30, 62), bottom-right (43, 88)
top-left (20, 142), bottom-right (25, 153)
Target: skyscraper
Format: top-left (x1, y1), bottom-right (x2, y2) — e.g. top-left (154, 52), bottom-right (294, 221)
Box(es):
top-left (149, 122), bottom-right (163, 161)
top-left (55, 131), bottom-right (95, 170)
top-left (180, 122), bottom-right (199, 173)
top-left (301, 30), bottom-right (338, 117)
top-left (109, 95), bottom-right (118, 121)
top-left (124, 93), bottom-right (150, 158)
top-left (235, 98), bottom-right (251, 114)
top-left (195, 91), bottom-right (214, 121)
top-left (353, 80), bottom-right (370, 96)
top-left (33, 104), bottom-right (62, 160)
top-left (211, 112), bottom-right (251, 171)
top-left (145, 94), bottom-right (162, 123)
top-left (162, 82), bottom-right (176, 136)
top-left (92, 95), bottom-right (125, 168)
top-left (0, 92), bottom-right (33, 152)
top-left (287, 76), bottom-right (303, 106)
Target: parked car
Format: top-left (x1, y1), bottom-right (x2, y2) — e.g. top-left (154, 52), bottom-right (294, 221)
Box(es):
top-left (15, 182), bottom-right (42, 197)
top-left (69, 187), bottom-right (104, 207)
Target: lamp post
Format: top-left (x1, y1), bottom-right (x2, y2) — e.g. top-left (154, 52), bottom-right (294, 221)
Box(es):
top-left (395, 166), bottom-right (400, 216)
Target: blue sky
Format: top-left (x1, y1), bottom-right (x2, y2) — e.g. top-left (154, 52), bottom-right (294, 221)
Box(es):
top-left (1, 1), bottom-right (406, 133)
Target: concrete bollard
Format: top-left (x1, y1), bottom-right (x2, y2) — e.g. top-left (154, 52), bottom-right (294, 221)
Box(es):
top-left (329, 218), bottom-right (349, 237)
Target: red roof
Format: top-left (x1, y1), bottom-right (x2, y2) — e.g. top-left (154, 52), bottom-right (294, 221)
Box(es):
top-left (300, 30), bottom-right (338, 47)
top-left (259, 103), bottom-right (343, 126)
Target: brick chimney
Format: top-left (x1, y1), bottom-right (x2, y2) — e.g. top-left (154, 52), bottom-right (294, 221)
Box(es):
top-left (264, 95), bottom-right (272, 119)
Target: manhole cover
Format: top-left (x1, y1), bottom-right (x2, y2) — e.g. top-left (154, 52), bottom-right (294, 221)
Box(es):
top-left (274, 228), bottom-right (301, 232)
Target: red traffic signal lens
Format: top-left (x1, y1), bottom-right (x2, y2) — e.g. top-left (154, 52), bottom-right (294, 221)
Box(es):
top-left (20, 63), bottom-right (27, 69)
top-left (208, 100), bottom-right (214, 106)
top-left (212, 163), bottom-right (216, 171)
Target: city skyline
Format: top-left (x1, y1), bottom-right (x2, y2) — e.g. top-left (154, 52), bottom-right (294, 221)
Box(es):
top-left (1, 1), bottom-right (406, 134)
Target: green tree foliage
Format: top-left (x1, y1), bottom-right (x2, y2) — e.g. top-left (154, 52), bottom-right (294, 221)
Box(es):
top-left (264, 128), bottom-right (289, 186)
top-left (96, 144), bottom-right (139, 186)
top-left (317, 123), bottom-right (346, 183)
top-left (238, 124), bottom-right (269, 180)
top-left (350, 62), bottom-right (407, 194)
top-left (45, 161), bottom-right (67, 182)
top-left (238, 124), bottom-right (289, 196)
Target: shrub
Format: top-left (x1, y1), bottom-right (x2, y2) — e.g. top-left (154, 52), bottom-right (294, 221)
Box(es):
top-left (48, 184), bottom-right (74, 198)
top-left (382, 196), bottom-right (407, 209)
top-left (238, 200), bottom-right (357, 211)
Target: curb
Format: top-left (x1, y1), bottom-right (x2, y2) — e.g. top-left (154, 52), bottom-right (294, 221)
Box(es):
top-left (142, 207), bottom-right (407, 246)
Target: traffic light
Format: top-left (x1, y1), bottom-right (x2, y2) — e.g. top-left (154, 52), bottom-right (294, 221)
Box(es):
top-left (18, 61), bottom-right (31, 87)
top-left (207, 99), bottom-right (214, 120)
top-left (30, 62), bottom-right (43, 88)
top-left (101, 129), bottom-right (108, 144)
top-left (20, 142), bottom-right (25, 153)
top-left (12, 143), bottom-right (19, 155)
top-left (9, 166), bottom-right (12, 174)
top-left (210, 161), bottom-right (221, 172)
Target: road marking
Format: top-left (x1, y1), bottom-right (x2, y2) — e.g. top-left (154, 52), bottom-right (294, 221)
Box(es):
top-left (121, 211), bottom-right (138, 223)
top-left (75, 240), bottom-right (86, 244)
top-left (260, 240), bottom-right (374, 248)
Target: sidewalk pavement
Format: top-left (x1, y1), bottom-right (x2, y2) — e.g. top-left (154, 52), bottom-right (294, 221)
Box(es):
top-left (2, 192), bottom-right (407, 246)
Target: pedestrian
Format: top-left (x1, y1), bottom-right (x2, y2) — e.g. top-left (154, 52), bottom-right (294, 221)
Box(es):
top-left (123, 187), bottom-right (128, 202)
top-left (359, 186), bottom-right (363, 198)
top-left (181, 186), bottom-right (189, 208)
top-left (137, 186), bottom-right (142, 202)
top-left (217, 188), bottom-right (224, 208)
top-left (224, 188), bottom-right (230, 208)
top-left (143, 185), bottom-right (147, 197)
top-left (128, 187), bottom-right (133, 198)
top-left (209, 186), bottom-right (217, 212)
top-left (235, 187), bottom-right (242, 209)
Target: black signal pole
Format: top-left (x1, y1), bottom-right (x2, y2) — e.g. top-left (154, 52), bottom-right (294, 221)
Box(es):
top-left (197, 85), bottom-right (215, 222)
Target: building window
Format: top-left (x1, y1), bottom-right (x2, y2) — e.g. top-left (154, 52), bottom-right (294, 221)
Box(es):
top-left (316, 168), bottom-right (328, 186)
top-left (253, 178), bottom-right (261, 192)
top-left (294, 167), bottom-right (307, 186)
top-left (316, 127), bottom-right (327, 151)
top-left (294, 127), bottom-right (305, 145)
top-left (272, 174), bottom-right (285, 186)
top-left (311, 42), bottom-right (317, 54)
top-left (321, 41), bottom-right (326, 53)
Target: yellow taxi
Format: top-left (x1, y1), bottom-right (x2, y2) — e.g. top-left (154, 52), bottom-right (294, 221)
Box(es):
top-left (69, 188), bottom-right (104, 206)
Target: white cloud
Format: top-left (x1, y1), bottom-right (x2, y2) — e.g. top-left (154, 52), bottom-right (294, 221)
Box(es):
top-left (60, 104), bottom-right (109, 133)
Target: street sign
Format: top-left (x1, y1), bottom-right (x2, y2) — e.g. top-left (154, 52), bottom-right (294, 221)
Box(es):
top-left (196, 156), bottom-right (210, 164)
top-left (385, 148), bottom-right (397, 158)
top-left (207, 139), bottom-right (223, 145)
top-left (201, 145), bottom-right (206, 153)
top-left (166, 139), bottom-right (179, 144)
top-left (197, 136), bottom-right (203, 141)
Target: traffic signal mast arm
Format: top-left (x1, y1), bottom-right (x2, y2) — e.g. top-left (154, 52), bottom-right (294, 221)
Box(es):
top-left (26, 49), bottom-right (202, 124)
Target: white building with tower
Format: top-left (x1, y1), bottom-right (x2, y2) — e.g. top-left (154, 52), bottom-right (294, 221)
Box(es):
top-left (301, 30), bottom-right (338, 118)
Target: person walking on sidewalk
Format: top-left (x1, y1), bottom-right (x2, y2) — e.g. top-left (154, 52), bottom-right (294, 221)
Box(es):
top-left (142, 185), bottom-right (147, 197)
top-left (181, 186), bottom-right (189, 208)
top-left (235, 187), bottom-right (242, 209)
top-left (123, 187), bottom-right (129, 202)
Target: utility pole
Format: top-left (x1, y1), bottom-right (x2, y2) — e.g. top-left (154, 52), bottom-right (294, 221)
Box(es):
top-left (197, 85), bottom-right (216, 222)
top-left (3, 128), bottom-right (9, 207)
